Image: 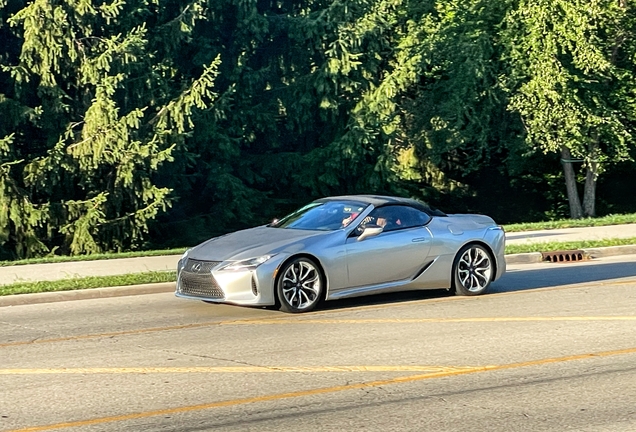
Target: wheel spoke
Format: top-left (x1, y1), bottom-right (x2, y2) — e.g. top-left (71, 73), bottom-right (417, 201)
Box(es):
top-left (299, 289), bottom-right (312, 306)
top-left (473, 253), bottom-right (486, 266)
top-left (474, 270), bottom-right (488, 283)
top-left (293, 265), bottom-right (302, 283)
top-left (302, 278), bottom-right (318, 288)
top-left (288, 290), bottom-right (297, 305)
top-left (458, 269), bottom-right (469, 285)
top-left (300, 263), bottom-right (313, 281)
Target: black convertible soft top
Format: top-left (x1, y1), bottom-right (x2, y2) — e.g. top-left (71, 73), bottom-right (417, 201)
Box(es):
top-left (315, 195), bottom-right (447, 217)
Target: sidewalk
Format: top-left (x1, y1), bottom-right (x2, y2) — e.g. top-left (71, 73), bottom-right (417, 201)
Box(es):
top-left (1, 223), bottom-right (636, 286)
top-left (505, 223), bottom-right (636, 245)
top-left (0, 255), bottom-right (181, 286)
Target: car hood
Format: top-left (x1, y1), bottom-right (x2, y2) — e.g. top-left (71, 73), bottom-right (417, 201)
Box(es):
top-left (443, 214), bottom-right (496, 233)
top-left (187, 226), bottom-right (329, 262)
top-left (446, 214), bottom-right (496, 225)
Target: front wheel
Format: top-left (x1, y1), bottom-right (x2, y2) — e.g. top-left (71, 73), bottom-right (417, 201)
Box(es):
top-left (453, 244), bottom-right (494, 296)
top-left (277, 257), bottom-right (324, 313)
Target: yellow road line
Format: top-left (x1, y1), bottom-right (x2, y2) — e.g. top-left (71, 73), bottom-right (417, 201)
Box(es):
top-left (227, 316), bottom-right (636, 325)
top-left (0, 365), bottom-right (475, 375)
top-left (2, 314), bottom-right (635, 349)
top-left (2, 276), bottom-right (635, 349)
top-left (7, 346), bottom-right (636, 432)
top-left (0, 316), bottom-right (289, 348)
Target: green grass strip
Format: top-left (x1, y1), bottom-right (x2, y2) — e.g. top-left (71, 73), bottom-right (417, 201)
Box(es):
top-left (0, 248), bottom-right (186, 267)
top-left (505, 237), bottom-right (636, 255)
top-left (0, 271), bottom-right (176, 296)
top-left (503, 213), bottom-right (636, 232)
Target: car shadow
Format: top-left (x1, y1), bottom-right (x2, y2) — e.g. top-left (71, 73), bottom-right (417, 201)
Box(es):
top-left (490, 261), bottom-right (636, 293)
top-left (320, 289), bottom-right (450, 311)
top-left (319, 261), bottom-right (636, 311)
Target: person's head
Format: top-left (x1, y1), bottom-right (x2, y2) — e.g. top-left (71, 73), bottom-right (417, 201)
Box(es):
top-left (341, 212), bottom-right (360, 228)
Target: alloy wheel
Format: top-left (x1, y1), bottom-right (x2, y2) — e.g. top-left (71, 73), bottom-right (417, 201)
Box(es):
top-left (281, 259), bottom-right (321, 311)
top-left (457, 246), bottom-right (492, 293)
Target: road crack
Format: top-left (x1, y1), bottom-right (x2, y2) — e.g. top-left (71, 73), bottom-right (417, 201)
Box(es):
top-left (137, 346), bottom-right (274, 370)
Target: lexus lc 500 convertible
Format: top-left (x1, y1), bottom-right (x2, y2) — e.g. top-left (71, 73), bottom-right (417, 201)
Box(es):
top-left (175, 195), bottom-right (506, 313)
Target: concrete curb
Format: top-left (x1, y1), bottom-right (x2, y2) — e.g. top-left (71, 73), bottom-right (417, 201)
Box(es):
top-left (583, 245), bottom-right (636, 259)
top-left (504, 244), bottom-right (636, 265)
top-left (504, 252), bottom-right (543, 265)
top-left (0, 282), bottom-right (175, 307)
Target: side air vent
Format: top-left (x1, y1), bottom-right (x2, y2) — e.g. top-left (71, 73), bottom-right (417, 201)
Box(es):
top-left (251, 276), bottom-right (258, 296)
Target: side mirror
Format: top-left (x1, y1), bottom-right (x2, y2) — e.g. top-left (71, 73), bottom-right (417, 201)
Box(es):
top-left (357, 224), bottom-right (383, 241)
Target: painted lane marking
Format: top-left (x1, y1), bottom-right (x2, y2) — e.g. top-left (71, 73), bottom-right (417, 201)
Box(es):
top-left (226, 316), bottom-right (636, 325)
top-left (7, 346), bottom-right (636, 432)
top-left (0, 365), bottom-right (476, 375)
top-left (0, 316), bottom-right (290, 348)
top-left (2, 314), bottom-right (635, 349)
top-left (2, 275), bottom-right (635, 349)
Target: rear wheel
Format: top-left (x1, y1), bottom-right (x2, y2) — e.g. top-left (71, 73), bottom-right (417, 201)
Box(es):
top-left (277, 257), bottom-right (324, 313)
top-left (453, 244), bottom-right (493, 296)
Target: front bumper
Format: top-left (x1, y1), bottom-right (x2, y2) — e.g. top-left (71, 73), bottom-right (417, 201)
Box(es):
top-left (175, 257), bottom-right (279, 306)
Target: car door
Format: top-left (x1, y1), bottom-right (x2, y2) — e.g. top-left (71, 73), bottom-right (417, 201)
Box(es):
top-left (344, 205), bottom-right (432, 289)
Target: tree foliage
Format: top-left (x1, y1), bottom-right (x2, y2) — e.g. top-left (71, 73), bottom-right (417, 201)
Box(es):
top-left (0, 0), bottom-right (219, 257)
top-left (503, 0), bottom-right (636, 217)
top-left (1, 0), bottom-right (636, 257)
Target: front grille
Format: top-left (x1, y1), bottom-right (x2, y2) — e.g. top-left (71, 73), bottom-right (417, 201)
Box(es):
top-left (183, 258), bottom-right (221, 273)
top-left (178, 259), bottom-right (224, 299)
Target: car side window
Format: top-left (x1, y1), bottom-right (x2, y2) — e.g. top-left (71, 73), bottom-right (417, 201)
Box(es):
top-left (358, 205), bottom-right (431, 233)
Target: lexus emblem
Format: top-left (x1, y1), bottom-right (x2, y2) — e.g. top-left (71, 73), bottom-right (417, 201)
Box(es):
top-left (191, 262), bottom-right (202, 272)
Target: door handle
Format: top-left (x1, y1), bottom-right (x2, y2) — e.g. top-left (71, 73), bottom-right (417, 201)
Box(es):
top-left (412, 237), bottom-right (428, 243)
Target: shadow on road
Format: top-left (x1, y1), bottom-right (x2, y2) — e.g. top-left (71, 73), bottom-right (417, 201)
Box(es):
top-left (320, 261), bottom-right (636, 312)
top-left (491, 261), bottom-right (636, 293)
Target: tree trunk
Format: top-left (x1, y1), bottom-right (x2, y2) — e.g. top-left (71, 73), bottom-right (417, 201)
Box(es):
top-left (561, 146), bottom-right (583, 219)
top-left (582, 141), bottom-right (599, 217)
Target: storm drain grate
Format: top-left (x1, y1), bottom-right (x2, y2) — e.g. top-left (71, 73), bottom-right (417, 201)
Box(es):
top-left (541, 250), bottom-right (586, 263)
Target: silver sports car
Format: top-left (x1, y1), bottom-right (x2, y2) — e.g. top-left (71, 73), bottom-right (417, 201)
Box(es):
top-left (175, 195), bottom-right (506, 313)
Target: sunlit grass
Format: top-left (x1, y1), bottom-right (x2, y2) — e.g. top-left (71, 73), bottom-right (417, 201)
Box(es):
top-left (505, 237), bottom-right (636, 255)
top-left (503, 213), bottom-right (636, 232)
top-left (0, 271), bottom-right (175, 296)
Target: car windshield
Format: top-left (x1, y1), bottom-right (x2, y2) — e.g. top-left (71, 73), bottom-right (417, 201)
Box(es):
top-left (271, 201), bottom-right (368, 231)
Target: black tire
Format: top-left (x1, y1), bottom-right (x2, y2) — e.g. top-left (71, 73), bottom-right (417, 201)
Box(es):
top-left (276, 257), bottom-right (324, 313)
top-left (452, 244), bottom-right (494, 296)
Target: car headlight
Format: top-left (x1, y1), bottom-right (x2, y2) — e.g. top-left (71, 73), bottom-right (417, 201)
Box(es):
top-left (178, 249), bottom-right (191, 271)
top-left (218, 255), bottom-right (276, 272)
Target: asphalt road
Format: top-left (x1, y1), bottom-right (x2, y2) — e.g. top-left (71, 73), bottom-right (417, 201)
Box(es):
top-left (1, 255), bottom-right (636, 431)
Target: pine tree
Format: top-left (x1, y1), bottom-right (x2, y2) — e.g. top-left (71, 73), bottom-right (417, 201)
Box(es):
top-left (0, 0), bottom-right (219, 257)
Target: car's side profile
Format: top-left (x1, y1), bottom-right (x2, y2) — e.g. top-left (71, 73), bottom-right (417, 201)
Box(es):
top-left (175, 195), bottom-right (506, 312)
